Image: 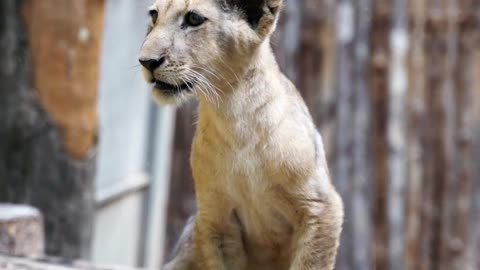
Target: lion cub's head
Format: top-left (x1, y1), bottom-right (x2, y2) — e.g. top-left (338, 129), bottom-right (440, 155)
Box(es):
top-left (139, 0), bottom-right (282, 105)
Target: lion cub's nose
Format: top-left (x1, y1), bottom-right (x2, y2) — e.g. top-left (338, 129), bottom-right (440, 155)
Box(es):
top-left (139, 57), bottom-right (165, 73)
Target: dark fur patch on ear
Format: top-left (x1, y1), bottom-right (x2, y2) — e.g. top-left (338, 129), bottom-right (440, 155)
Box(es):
top-left (240, 0), bottom-right (267, 29)
top-left (219, 0), bottom-right (267, 29)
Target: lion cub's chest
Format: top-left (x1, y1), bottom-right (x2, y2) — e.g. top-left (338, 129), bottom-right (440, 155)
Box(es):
top-left (222, 144), bottom-right (294, 262)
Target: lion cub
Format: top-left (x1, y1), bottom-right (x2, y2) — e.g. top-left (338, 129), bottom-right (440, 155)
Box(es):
top-left (139, 0), bottom-right (344, 269)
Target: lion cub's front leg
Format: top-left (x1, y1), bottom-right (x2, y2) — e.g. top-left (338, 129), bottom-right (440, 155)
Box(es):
top-left (290, 192), bottom-right (344, 270)
top-left (163, 213), bottom-right (246, 270)
top-left (193, 195), bottom-right (246, 270)
top-left (194, 220), bottom-right (227, 270)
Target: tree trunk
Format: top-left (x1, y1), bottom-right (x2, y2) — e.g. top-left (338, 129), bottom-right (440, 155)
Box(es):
top-left (0, 0), bottom-right (104, 259)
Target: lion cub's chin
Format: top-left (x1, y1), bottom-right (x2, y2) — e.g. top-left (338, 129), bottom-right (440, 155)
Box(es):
top-left (142, 70), bottom-right (194, 106)
top-left (151, 87), bottom-right (195, 106)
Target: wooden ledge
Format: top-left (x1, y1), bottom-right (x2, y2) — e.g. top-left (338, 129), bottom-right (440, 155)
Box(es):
top-left (0, 255), bottom-right (143, 270)
top-left (0, 204), bottom-right (44, 257)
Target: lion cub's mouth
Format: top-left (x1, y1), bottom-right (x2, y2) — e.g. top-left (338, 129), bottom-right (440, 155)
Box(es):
top-left (152, 79), bottom-right (195, 94)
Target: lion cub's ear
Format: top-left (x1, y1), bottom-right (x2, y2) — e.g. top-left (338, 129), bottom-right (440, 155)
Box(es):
top-left (222, 0), bottom-right (283, 38)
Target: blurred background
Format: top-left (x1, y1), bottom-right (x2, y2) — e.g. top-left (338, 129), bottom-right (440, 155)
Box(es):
top-left (0, 0), bottom-right (479, 270)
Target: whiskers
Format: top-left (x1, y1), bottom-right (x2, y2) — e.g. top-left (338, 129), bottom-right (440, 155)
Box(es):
top-left (192, 65), bottom-right (235, 93)
top-left (204, 51), bottom-right (241, 84)
top-left (187, 60), bottom-right (245, 107)
top-left (184, 68), bottom-right (224, 106)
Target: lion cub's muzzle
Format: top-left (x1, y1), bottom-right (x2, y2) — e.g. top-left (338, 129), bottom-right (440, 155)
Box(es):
top-left (139, 56), bottom-right (194, 94)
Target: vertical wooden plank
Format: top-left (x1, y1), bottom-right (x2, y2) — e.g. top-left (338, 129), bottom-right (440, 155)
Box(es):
top-left (351, 1), bottom-right (373, 269)
top-left (333, 0), bottom-right (355, 268)
top-left (472, 42), bottom-right (480, 270)
top-left (471, 4), bottom-right (480, 261)
top-left (469, 48), bottom-right (480, 269)
top-left (405, 0), bottom-right (427, 269)
top-left (438, 2), bottom-right (461, 270)
top-left (387, 0), bottom-right (409, 269)
top-left (310, 1), bottom-right (338, 160)
top-left (370, 1), bottom-right (391, 269)
top-left (443, 1), bottom-right (479, 268)
top-left (424, 1), bottom-right (454, 268)
top-left (416, 2), bottom-right (437, 265)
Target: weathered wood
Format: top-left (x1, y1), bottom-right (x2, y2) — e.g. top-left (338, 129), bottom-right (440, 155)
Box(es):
top-left (423, 2), bottom-right (449, 269)
top-left (405, 1), bottom-right (427, 269)
top-left (333, 1), bottom-right (355, 269)
top-left (387, 1), bottom-right (408, 270)
top-left (370, 1), bottom-right (391, 269)
top-left (441, 1), bottom-right (478, 269)
top-left (0, 204), bottom-right (44, 257)
top-left (351, 0), bottom-right (373, 269)
top-left (437, 3), bottom-right (461, 270)
top-left (471, 34), bottom-right (480, 270)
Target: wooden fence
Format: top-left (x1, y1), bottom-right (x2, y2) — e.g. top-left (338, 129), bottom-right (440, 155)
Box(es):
top-left (166, 1), bottom-right (480, 270)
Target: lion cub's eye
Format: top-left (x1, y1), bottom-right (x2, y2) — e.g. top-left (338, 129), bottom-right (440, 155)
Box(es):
top-left (149, 10), bottom-right (158, 24)
top-left (184, 12), bottom-right (206, 27)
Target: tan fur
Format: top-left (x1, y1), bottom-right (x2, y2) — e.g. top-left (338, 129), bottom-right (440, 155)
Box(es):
top-left (140, 0), bottom-right (344, 269)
